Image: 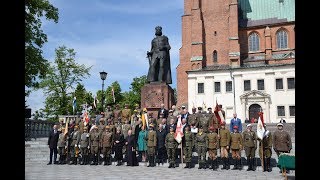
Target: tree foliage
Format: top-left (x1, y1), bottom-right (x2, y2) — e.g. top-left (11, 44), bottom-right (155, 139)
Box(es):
top-left (25, 0), bottom-right (59, 96)
top-left (40, 45), bottom-right (91, 117)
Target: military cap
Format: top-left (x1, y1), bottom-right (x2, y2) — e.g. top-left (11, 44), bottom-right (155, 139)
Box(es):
top-left (207, 107), bottom-right (212, 110)
top-left (134, 109), bottom-right (138, 112)
top-left (246, 124), bottom-right (252, 127)
top-left (198, 107), bottom-right (202, 110)
top-left (135, 103), bottom-right (139, 107)
top-left (105, 125), bottom-right (110, 129)
top-left (83, 126), bottom-right (88, 129)
top-left (209, 126), bottom-right (215, 131)
top-left (277, 123), bottom-right (283, 126)
top-left (181, 105), bottom-right (186, 109)
top-left (233, 125), bottom-right (238, 129)
top-left (149, 124), bottom-right (154, 128)
top-left (169, 109), bottom-right (173, 112)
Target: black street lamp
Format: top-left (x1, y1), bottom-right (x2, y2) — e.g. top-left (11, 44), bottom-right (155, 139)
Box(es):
top-left (99, 71), bottom-right (108, 112)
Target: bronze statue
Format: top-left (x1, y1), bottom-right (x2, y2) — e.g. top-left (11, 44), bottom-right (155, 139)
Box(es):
top-left (147, 26), bottom-right (172, 84)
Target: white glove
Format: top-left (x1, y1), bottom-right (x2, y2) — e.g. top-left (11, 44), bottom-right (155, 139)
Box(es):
top-left (78, 145), bottom-right (81, 148)
top-left (75, 144), bottom-right (77, 147)
top-left (86, 134), bottom-right (89, 137)
top-left (65, 146), bottom-right (67, 149)
top-left (88, 146), bottom-right (90, 149)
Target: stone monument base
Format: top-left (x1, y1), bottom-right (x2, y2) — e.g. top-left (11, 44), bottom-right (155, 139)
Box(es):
top-left (141, 82), bottom-right (175, 117)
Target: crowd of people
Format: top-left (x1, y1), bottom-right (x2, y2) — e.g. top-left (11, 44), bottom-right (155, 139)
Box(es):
top-left (47, 103), bottom-right (292, 173)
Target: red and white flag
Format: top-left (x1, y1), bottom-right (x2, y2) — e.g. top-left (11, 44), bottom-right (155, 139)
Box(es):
top-left (111, 87), bottom-right (115, 103)
top-left (174, 115), bottom-right (184, 144)
top-left (83, 103), bottom-right (90, 126)
top-left (214, 100), bottom-right (225, 125)
top-left (256, 112), bottom-right (265, 140)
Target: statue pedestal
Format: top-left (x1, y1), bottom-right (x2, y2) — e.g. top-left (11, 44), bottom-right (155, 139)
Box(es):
top-left (141, 82), bottom-right (175, 116)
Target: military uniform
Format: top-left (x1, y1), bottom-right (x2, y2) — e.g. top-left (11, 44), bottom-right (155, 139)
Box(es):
top-left (121, 105), bottom-right (132, 124)
top-left (219, 123), bottom-right (231, 170)
top-left (195, 127), bottom-right (208, 169)
top-left (69, 126), bottom-right (81, 165)
top-left (207, 127), bottom-right (219, 170)
top-left (57, 128), bottom-right (67, 164)
top-left (101, 126), bottom-right (114, 165)
top-left (105, 106), bottom-right (114, 122)
top-left (242, 124), bottom-right (257, 171)
top-left (183, 126), bottom-right (194, 168)
top-left (89, 127), bottom-right (100, 165)
top-left (260, 128), bottom-right (273, 172)
top-left (230, 126), bottom-right (243, 170)
top-left (113, 105), bottom-right (122, 121)
top-left (165, 127), bottom-right (178, 168)
top-left (79, 127), bottom-right (90, 165)
top-left (198, 112), bottom-right (210, 133)
top-left (146, 125), bottom-right (157, 167)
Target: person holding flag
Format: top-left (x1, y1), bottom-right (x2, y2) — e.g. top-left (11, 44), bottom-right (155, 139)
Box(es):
top-left (256, 112), bottom-right (273, 172)
top-left (72, 97), bottom-right (77, 114)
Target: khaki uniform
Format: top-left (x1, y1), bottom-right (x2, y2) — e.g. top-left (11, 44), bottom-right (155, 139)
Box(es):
top-left (198, 113), bottom-right (210, 133)
top-left (187, 113), bottom-right (198, 126)
top-left (57, 132), bottom-right (67, 164)
top-left (219, 127), bottom-right (231, 169)
top-left (79, 131), bottom-right (90, 165)
top-left (105, 109), bottom-right (114, 121)
top-left (183, 131), bottom-right (194, 165)
top-left (259, 130), bottom-right (273, 171)
top-left (167, 114), bottom-right (177, 124)
top-left (101, 130), bottom-right (114, 165)
top-left (146, 129), bottom-right (157, 167)
top-left (89, 130), bottom-right (100, 165)
top-left (69, 129), bottom-right (81, 164)
top-left (230, 132), bottom-right (243, 169)
top-left (195, 132), bottom-right (208, 168)
top-left (207, 131), bottom-right (219, 170)
top-left (113, 108), bottom-right (122, 121)
top-left (242, 130), bottom-right (257, 171)
top-left (273, 130), bottom-right (292, 155)
top-left (121, 108), bottom-right (132, 124)
top-left (165, 132), bottom-right (177, 167)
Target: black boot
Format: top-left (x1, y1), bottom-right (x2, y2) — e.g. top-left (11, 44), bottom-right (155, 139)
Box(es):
top-left (68, 157), bottom-right (73, 165)
top-left (108, 156), bottom-right (112, 165)
top-left (208, 159), bottom-right (213, 169)
top-left (213, 159), bottom-right (218, 170)
top-left (58, 155), bottom-right (62, 164)
top-left (263, 158), bottom-right (267, 172)
top-left (184, 162), bottom-right (189, 168)
top-left (221, 158), bottom-right (226, 169)
top-left (172, 162), bottom-right (175, 168)
top-left (267, 158), bottom-right (272, 172)
top-left (198, 162), bottom-right (202, 169)
top-left (90, 155), bottom-right (95, 165)
top-left (252, 158), bottom-right (256, 171)
top-left (103, 156), bottom-right (107, 166)
top-left (232, 159), bottom-right (238, 170)
top-left (74, 157), bottom-right (78, 165)
top-left (62, 155), bottom-right (66, 164)
top-left (147, 155), bottom-right (151, 167)
top-left (247, 157), bottom-right (252, 171)
top-left (238, 159), bottom-right (242, 170)
top-left (84, 155), bottom-right (88, 165)
top-left (226, 158), bottom-right (230, 170)
top-left (168, 162), bottom-right (172, 168)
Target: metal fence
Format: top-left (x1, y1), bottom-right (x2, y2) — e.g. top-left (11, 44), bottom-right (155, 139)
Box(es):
top-left (25, 119), bottom-right (55, 141)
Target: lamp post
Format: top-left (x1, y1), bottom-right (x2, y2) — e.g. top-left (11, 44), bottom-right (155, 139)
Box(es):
top-left (100, 71), bottom-right (108, 113)
top-left (230, 70), bottom-right (236, 113)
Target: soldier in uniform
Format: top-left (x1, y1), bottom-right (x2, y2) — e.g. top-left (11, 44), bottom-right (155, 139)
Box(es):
top-left (273, 123), bottom-right (292, 156)
top-left (187, 107), bottom-right (197, 125)
top-left (89, 126), bottom-right (100, 165)
top-left (195, 126), bottom-right (208, 169)
top-left (122, 119), bottom-right (131, 140)
top-left (130, 109), bottom-right (140, 129)
top-left (113, 104), bottom-right (122, 121)
top-left (259, 124), bottom-right (273, 172)
top-left (105, 105), bottom-right (114, 123)
top-left (57, 127), bottom-right (67, 164)
top-left (69, 125), bottom-right (81, 165)
top-left (97, 118), bottom-right (106, 164)
top-left (207, 126), bottom-right (219, 170)
top-left (198, 110), bottom-right (210, 133)
top-left (79, 126), bottom-right (90, 165)
top-left (165, 126), bottom-right (177, 168)
top-left (121, 104), bottom-right (132, 124)
top-left (182, 125), bottom-right (194, 168)
top-left (101, 125), bottom-right (114, 166)
top-left (106, 117), bottom-right (116, 135)
top-left (219, 121), bottom-right (231, 170)
top-left (145, 124), bottom-right (157, 167)
top-left (230, 126), bottom-right (243, 170)
top-left (242, 124), bottom-right (257, 171)
top-left (195, 107), bottom-right (203, 127)
top-left (167, 109), bottom-right (177, 125)
top-left (114, 117), bottom-right (123, 134)
top-left (147, 112), bottom-right (157, 129)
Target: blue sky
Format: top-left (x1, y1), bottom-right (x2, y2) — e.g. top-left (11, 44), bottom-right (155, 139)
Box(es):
top-left (26, 0), bottom-right (184, 113)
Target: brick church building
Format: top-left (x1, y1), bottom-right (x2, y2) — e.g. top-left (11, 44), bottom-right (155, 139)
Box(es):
top-left (176, 0), bottom-right (295, 123)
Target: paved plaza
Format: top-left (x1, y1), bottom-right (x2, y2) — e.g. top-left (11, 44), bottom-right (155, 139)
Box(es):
top-left (25, 160), bottom-right (295, 180)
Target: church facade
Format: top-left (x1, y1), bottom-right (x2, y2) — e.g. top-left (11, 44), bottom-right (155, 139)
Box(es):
top-left (176, 0), bottom-right (295, 123)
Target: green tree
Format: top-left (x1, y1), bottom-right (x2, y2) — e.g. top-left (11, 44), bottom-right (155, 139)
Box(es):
top-left (125, 75), bottom-right (147, 109)
top-left (105, 81), bottom-right (123, 108)
top-left (39, 45), bottom-right (91, 117)
top-left (25, 0), bottom-right (59, 97)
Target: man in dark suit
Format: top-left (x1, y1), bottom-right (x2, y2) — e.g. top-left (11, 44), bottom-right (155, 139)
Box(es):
top-left (158, 103), bottom-right (168, 119)
top-left (47, 124), bottom-right (60, 165)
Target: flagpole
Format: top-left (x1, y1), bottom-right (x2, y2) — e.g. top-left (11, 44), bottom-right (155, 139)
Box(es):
top-left (180, 142), bottom-right (183, 168)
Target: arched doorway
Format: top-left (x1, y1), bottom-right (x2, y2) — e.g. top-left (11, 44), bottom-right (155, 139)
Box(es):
top-left (249, 104), bottom-right (262, 122)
